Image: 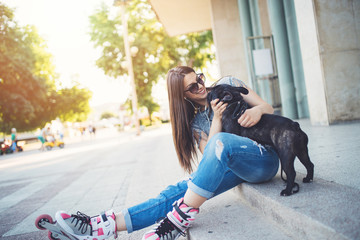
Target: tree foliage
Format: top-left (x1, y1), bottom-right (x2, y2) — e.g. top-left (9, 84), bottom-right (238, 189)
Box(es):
top-left (100, 111), bottom-right (117, 119)
top-left (0, 3), bottom-right (92, 134)
top-left (88, 0), bottom-right (215, 120)
top-left (54, 85), bottom-right (92, 122)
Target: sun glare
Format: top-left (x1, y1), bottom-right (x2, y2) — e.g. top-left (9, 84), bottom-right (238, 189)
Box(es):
top-left (3, 0), bottom-right (127, 107)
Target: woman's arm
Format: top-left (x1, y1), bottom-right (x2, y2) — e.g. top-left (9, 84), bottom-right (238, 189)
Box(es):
top-left (238, 87), bottom-right (274, 128)
top-left (195, 99), bottom-right (227, 154)
top-left (208, 99), bottom-right (227, 140)
top-left (195, 131), bottom-right (207, 154)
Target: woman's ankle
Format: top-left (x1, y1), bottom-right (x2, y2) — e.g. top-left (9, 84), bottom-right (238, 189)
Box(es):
top-left (115, 212), bottom-right (127, 232)
top-left (183, 189), bottom-right (207, 208)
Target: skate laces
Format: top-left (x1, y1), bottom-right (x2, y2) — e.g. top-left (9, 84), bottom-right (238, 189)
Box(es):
top-left (70, 211), bottom-right (93, 234)
top-left (155, 217), bottom-right (185, 237)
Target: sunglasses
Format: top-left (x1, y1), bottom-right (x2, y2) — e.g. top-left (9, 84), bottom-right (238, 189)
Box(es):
top-left (184, 73), bottom-right (206, 94)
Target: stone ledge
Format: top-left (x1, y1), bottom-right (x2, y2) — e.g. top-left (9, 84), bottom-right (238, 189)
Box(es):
top-left (234, 173), bottom-right (360, 240)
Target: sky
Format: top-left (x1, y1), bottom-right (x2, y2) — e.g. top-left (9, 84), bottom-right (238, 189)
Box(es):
top-left (2, 0), bottom-right (132, 107)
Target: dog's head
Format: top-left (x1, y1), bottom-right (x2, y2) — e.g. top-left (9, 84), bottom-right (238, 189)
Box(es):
top-left (207, 84), bottom-right (249, 119)
top-left (207, 84), bottom-right (249, 104)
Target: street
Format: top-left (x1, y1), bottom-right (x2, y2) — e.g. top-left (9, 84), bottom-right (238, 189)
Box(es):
top-left (0, 125), bottom-right (186, 240)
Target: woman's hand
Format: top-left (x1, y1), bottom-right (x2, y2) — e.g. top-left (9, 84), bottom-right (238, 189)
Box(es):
top-left (238, 106), bottom-right (262, 128)
top-left (210, 99), bottom-right (228, 121)
top-left (238, 86), bottom-right (274, 128)
top-left (207, 99), bottom-right (228, 142)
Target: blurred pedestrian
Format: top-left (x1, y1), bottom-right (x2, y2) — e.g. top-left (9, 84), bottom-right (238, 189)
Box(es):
top-left (10, 128), bottom-right (17, 152)
top-left (38, 126), bottom-right (53, 151)
top-left (88, 125), bottom-right (96, 139)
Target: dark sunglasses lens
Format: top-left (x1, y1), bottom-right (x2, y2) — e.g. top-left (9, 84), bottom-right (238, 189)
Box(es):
top-left (198, 73), bottom-right (205, 80)
top-left (189, 83), bottom-right (199, 94)
top-left (197, 77), bottom-right (204, 85)
top-left (185, 73), bottom-right (205, 94)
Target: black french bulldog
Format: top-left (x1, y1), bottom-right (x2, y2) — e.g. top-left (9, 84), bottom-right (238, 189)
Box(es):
top-left (207, 84), bottom-right (314, 196)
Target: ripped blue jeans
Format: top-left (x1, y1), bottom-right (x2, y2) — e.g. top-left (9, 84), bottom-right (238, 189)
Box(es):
top-left (122, 133), bottom-right (279, 232)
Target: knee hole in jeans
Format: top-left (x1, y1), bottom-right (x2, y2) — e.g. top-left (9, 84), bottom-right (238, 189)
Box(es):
top-left (215, 139), bottom-right (224, 160)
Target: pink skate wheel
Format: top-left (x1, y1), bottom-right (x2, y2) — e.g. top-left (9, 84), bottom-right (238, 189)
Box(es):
top-left (48, 231), bottom-right (61, 240)
top-left (35, 214), bottom-right (53, 230)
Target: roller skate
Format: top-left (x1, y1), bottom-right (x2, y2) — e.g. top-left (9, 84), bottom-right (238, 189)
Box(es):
top-left (142, 197), bottom-right (199, 240)
top-left (35, 210), bottom-right (117, 240)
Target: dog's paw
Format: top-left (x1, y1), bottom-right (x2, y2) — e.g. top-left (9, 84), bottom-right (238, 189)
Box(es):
top-left (280, 183), bottom-right (299, 196)
top-left (303, 177), bottom-right (313, 183)
top-left (280, 189), bottom-right (292, 196)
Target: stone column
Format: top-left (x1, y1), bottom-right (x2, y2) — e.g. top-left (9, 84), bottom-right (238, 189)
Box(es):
top-left (294, 0), bottom-right (360, 125)
top-left (210, 0), bottom-right (249, 84)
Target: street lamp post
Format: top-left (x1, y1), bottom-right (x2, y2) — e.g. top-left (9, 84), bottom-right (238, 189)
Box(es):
top-left (114, 0), bottom-right (141, 135)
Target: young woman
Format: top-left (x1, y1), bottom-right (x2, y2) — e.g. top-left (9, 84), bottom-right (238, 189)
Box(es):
top-left (48, 66), bottom-right (279, 240)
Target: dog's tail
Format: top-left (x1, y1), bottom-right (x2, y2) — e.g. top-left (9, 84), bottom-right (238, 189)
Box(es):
top-left (292, 122), bottom-right (310, 165)
top-left (292, 122), bottom-right (309, 144)
top-left (292, 122), bottom-right (309, 143)
top-left (291, 121), bottom-right (300, 131)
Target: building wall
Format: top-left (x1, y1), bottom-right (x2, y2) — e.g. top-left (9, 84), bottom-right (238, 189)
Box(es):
top-left (209, 0), bottom-right (249, 84)
top-left (295, 0), bottom-right (360, 124)
top-left (258, 0), bottom-right (271, 36)
top-left (209, 0), bottom-right (359, 124)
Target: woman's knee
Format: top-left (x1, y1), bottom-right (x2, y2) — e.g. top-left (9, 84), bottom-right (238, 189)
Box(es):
top-left (206, 132), bottom-right (229, 148)
top-left (205, 133), bottom-right (233, 160)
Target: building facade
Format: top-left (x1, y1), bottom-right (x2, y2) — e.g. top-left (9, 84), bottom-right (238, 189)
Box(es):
top-left (149, 0), bottom-right (360, 125)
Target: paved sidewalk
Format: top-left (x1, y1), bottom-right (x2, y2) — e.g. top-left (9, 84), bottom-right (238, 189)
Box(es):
top-left (0, 120), bottom-right (359, 239)
top-left (293, 119), bottom-right (360, 191)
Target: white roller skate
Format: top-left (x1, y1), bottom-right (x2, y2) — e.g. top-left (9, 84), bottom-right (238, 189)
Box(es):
top-left (142, 197), bottom-right (199, 240)
top-left (35, 210), bottom-right (117, 240)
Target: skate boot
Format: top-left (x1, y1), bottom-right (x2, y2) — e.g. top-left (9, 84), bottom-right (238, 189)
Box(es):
top-left (35, 210), bottom-right (117, 240)
top-left (142, 197), bottom-right (199, 240)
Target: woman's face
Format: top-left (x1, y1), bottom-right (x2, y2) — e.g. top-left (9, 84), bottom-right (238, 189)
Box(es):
top-left (183, 72), bottom-right (207, 105)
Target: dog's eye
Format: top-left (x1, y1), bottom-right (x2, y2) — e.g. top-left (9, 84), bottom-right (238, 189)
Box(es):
top-left (222, 93), bottom-right (232, 101)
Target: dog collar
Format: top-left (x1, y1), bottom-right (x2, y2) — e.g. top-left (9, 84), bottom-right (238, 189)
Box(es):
top-left (228, 100), bottom-right (248, 119)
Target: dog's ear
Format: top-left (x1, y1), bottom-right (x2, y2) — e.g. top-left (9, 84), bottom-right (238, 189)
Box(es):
top-left (206, 86), bottom-right (216, 117)
top-left (206, 87), bottom-right (216, 105)
top-left (206, 87), bottom-right (215, 103)
top-left (237, 87), bottom-right (249, 95)
top-left (206, 86), bottom-right (214, 92)
top-left (206, 86), bottom-right (219, 101)
top-left (222, 90), bottom-right (233, 101)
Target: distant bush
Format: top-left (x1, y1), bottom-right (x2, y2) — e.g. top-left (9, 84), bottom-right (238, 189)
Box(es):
top-left (100, 111), bottom-right (117, 119)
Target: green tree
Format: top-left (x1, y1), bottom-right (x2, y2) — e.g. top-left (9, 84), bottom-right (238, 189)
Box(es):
top-left (0, 3), bottom-right (92, 133)
top-left (88, 0), bottom-right (215, 123)
top-left (54, 85), bottom-right (92, 122)
top-left (100, 111), bottom-right (117, 120)
top-left (0, 4), bottom-right (56, 133)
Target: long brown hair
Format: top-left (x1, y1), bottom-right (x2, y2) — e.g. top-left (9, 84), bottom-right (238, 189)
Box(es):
top-left (166, 66), bottom-right (198, 173)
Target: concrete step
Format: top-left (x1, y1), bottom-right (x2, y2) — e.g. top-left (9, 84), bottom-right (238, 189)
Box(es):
top-left (190, 173), bottom-right (360, 240)
top-left (190, 172), bottom-right (360, 240)
top-left (236, 172), bottom-right (360, 240)
top-left (188, 190), bottom-right (293, 240)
